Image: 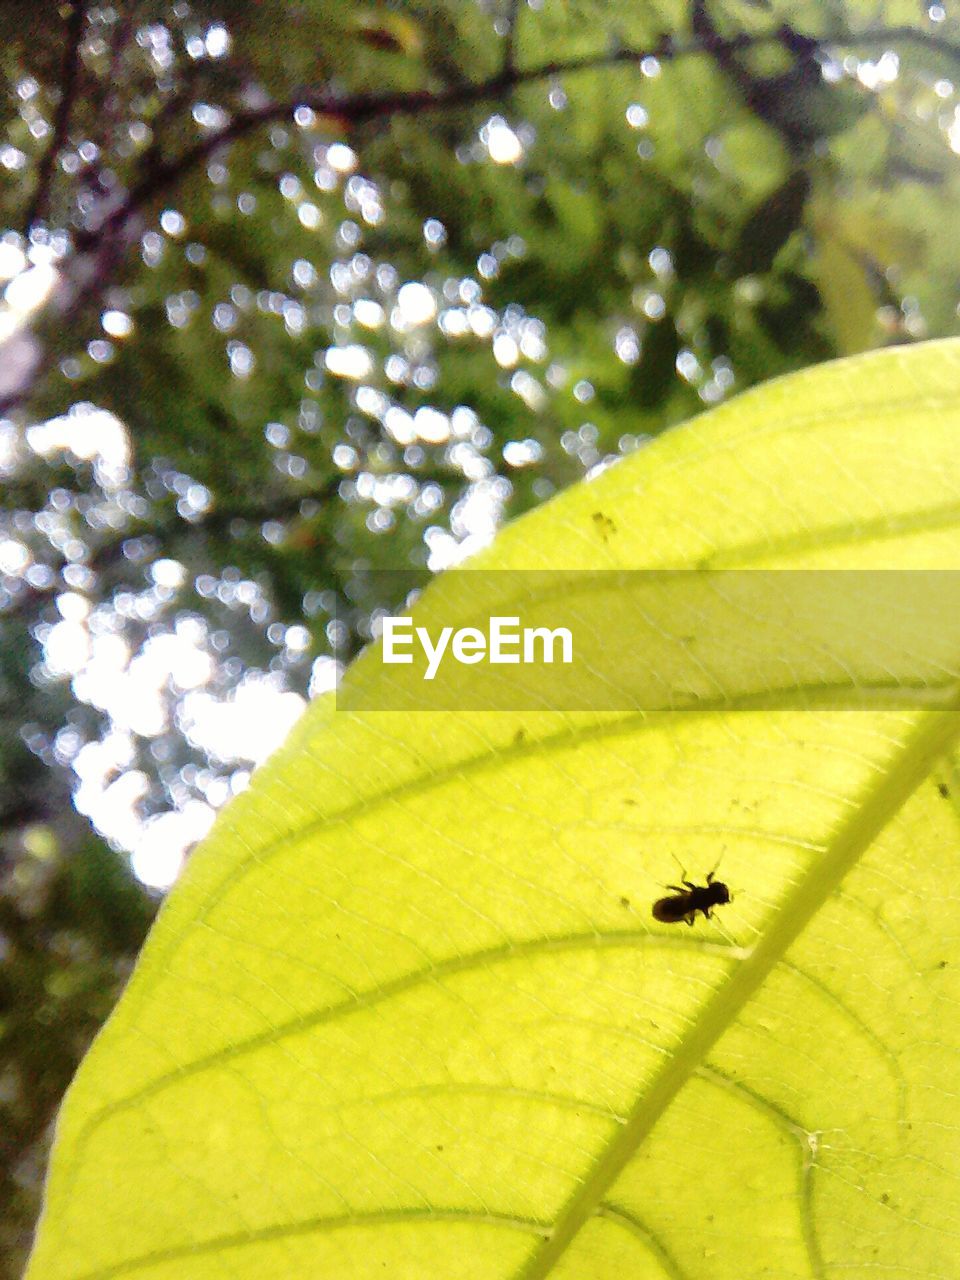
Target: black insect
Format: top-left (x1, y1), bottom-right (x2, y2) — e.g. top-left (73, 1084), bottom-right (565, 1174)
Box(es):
top-left (652, 868), bottom-right (731, 926)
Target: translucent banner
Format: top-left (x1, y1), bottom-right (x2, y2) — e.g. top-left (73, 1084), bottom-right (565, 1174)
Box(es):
top-left (335, 570), bottom-right (960, 712)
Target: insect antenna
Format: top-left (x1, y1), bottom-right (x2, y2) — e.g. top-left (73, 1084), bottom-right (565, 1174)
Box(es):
top-left (706, 850), bottom-right (726, 882)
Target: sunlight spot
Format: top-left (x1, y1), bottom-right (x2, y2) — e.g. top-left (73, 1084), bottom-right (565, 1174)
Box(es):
top-left (423, 218), bottom-right (447, 247)
top-left (0, 144), bottom-right (26, 170)
top-left (648, 246), bottom-right (673, 278)
top-left (396, 281), bottom-right (436, 326)
top-left (160, 209), bottom-right (186, 237)
top-left (354, 298), bottom-right (384, 328)
top-left (56, 592), bottom-right (90, 622)
top-left (150, 559), bottom-right (186, 588)
top-left (493, 332), bottom-right (520, 368)
top-left (227, 341), bottom-right (255, 378)
top-left (205, 23), bottom-right (231, 57)
top-left (132, 802), bottom-right (215, 889)
top-left (181, 677), bottom-right (306, 765)
top-left (327, 143), bottom-right (357, 174)
top-left (44, 621), bottom-right (91, 676)
top-left (615, 326), bottom-right (640, 364)
top-left (326, 344), bottom-right (374, 378)
top-left (510, 370), bottom-right (546, 410)
top-left (483, 116), bottom-right (523, 165)
top-left (0, 539), bottom-right (29, 574)
top-left (642, 292), bottom-right (666, 320)
top-left (4, 263), bottom-right (57, 315)
top-left (285, 624), bottom-right (311, 652)
top-left (27, 405), bottom-right (130, 470)
top-left (0, 241), bottom-right (27, 280)
top-left (309, 655), bottom-right (342, 696)
top-left (101, 309), bottom-right (133, 338)
top-left (857, 50), bottom-right (899, 90)
top-left (414, 406), bottom-right (450, 443)
top-left (503, 437), bottom-right (543, 466)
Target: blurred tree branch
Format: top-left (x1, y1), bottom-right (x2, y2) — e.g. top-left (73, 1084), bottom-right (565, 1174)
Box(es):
top-left (501, 0), bottom-right (522, 77)
top-left (73, 21), bottom-right (960, 258)
top-left (21, 1), bottom-right (87, 236)
top-left (2, 19), bottom-right (960, 421)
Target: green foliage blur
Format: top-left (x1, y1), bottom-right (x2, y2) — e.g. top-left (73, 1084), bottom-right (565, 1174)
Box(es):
top-left (2, 0), bottom-right (960, 1272)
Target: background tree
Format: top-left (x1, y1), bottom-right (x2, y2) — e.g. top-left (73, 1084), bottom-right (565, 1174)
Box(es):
top-left (2, 1), bottom-right (960, 1272)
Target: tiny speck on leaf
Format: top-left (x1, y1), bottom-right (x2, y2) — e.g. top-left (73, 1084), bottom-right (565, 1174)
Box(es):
top-left (591, 511), bottom-right (617, 541)
top-left (938, 781), bottom-right (950, 798)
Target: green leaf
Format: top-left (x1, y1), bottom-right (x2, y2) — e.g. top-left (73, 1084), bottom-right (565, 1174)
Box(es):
top-left (812, 230), bottom-right (878, 355)
top-left (30, 339), bottom-right (960, 1279)
top-left (730, 169), bottom-right (811, 276)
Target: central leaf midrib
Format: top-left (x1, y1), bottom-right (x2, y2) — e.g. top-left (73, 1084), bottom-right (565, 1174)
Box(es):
top-left (516, 697), bottom-right (960, 1279)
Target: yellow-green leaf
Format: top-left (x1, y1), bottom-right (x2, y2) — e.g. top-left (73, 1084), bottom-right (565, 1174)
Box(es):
top-left (811, 223), bottom-right (878, 355)
top-left (30, 339), bottom-right (960, 1279)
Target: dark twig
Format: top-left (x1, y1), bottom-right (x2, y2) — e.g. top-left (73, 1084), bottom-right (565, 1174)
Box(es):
top-left (22, 1), bottom-right (87, 234)
top-left (82, 7), bottom-right (133, 167)
top-left (502, 0), bottom-right (522, 76)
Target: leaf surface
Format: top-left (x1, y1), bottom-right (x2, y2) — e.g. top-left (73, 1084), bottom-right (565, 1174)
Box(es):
top-left (29, 339), bottom-right (960, 1280)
